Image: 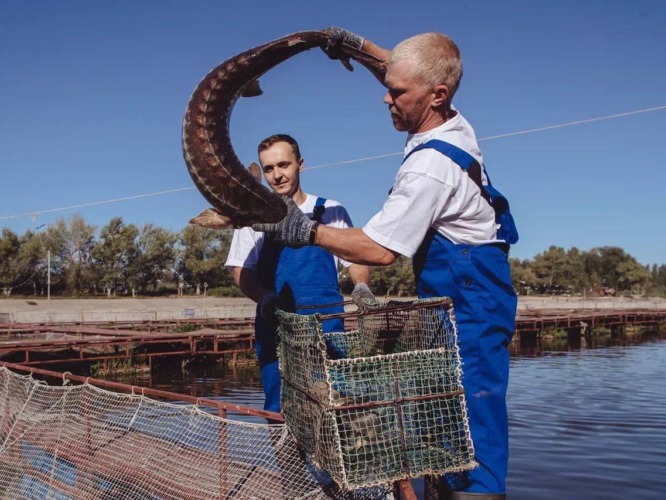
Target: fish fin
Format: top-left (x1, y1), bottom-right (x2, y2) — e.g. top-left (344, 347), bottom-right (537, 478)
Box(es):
top-left (247, 162), bottom-right (262, 182)
top-left (337, 57), bottom-right (354, 72)
top-left (240, 79), bottom-right (263, 97)
top-left (189, 208), bottom-right (233, 229)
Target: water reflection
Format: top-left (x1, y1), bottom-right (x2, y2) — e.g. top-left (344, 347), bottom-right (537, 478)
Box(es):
top-left (104, 362), bottom-right (268, 422)
top-left (508, 328), bottom-right (666, 500)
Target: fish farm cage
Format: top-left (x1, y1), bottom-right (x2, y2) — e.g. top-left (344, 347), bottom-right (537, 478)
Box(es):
top-left (277, 297), bottom-right (477, 491)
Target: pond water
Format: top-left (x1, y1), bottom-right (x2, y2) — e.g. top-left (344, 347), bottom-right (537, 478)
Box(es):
top-left (106, 329), bottom-right (666, 499)
top-left (507, 332), bottom-right (666, 500)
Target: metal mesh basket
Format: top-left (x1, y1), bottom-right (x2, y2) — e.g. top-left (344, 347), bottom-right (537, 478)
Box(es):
top-left (277, 297), bottom-right (477, 491)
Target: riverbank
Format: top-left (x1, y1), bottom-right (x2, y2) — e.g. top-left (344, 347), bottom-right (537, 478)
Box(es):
top-left (1, 295), bottom-right (665, 324)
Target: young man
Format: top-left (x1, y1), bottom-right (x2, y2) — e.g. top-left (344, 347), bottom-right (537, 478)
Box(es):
top-left (225, 133), bottom-right (373, 415)
top-left (254, 32), bottom-right (517, 499)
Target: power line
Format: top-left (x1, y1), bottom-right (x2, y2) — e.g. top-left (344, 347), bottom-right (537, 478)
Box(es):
top-left (478, 105), bottom-right (666, 141)
top-left (0, 187), bottom-right (194, 222)
top-left (1, 104), bottom-right (665, 222)
top-left (304, 104), bottom-right (666, 170)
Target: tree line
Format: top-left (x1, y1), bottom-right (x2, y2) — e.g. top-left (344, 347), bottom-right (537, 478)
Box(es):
top-left (1, 216), bottom-right (665, 298)
top-left (0, 216), bottom-right (234, 297)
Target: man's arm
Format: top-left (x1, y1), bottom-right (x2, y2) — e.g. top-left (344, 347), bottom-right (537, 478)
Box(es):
top-left (316, 226), bottom-right (399, 266)
top-left (323, 27), bottom-right (390, 85)
top-left (356, 38), bottom-right (391, 84)
top-left (348, 262), bottom-right (371, 286)
top-left (251, 197), bottom-right (400, 265)
top-left (232, 266), bottom-right (282, 320)
top-left (231, 266), bottom-right (266, 304)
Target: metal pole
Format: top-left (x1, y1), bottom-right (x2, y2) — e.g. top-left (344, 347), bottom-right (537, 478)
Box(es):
top-left (47, 249), bottom-right (51, 301)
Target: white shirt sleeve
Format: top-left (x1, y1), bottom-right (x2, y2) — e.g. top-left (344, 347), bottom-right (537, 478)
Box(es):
top-left (321, 201), bottom-right (355, 268)
top-left (363, 147), bottom-right (498, 256)
top-left (224, 227), bottom-right (265, 271)
top-left (363, 169), bottom-right (456, 258)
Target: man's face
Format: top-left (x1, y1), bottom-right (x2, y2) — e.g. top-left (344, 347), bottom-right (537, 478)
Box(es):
top-left (259, 141), bottom-right (303, 198)
top-left (383, 59), bottom-right (432, 134)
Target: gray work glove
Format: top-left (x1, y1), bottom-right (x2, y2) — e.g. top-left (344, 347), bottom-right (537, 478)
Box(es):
top-left (322, 26), bottom-right (365, 58)
top-left (351, 283), bottom-right (377, 309)
top-left (252, 196), bottom-right (315, 248)
top-left (259, 291), bottom-right (282, 322)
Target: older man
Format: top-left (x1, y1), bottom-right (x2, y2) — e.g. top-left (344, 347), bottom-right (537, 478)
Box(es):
top-left (253, 31), bottom-right (518, 499)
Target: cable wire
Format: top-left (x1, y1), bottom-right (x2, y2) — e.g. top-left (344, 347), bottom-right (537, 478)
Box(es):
top-left (1, 105), bottom-right (665, 222)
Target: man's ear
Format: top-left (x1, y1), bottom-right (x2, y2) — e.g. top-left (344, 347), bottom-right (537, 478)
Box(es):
top-left (431, 84), bottom-right (449, 108)
top-left (298, 158), bottom-right (304, 172)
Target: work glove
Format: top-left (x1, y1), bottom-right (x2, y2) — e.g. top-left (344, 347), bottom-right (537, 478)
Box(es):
top-left (322, 27), bottom-right (365, 59)
top-left (252, 196), bottom-right (315, 248)
top-left (259, 291), bottom-right (282, 322)
top-left (351, 283), bottom-right (377, 309)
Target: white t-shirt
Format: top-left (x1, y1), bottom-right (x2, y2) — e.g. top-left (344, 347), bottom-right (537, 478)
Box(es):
top-left (225, 193), bottom-right (355, 271)
top-left (363, 110), bottom-right (499, 258)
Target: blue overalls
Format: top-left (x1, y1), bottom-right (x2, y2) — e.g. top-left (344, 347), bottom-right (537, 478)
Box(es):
top-left (408, 144), bottom-right (518, 494)
top-left (254, 197), bottom-right (345, 413)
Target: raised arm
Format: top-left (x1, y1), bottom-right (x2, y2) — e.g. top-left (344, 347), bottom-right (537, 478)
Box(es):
top-left (322, 27), bottom-right (390, 85)
top-left (356, 38), bottom-right (390, 83)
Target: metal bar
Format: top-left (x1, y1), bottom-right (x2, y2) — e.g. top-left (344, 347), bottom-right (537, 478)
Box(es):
top-left (317, 297), bottom-right (453, 322)
top-left (0, 361), bottom-right (283, 421)
top-left (281, 372), bottom-right (463, 411)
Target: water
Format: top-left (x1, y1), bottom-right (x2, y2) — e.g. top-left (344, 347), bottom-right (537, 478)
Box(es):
top-left (105, 330), bottom-right (666, 499)
top-left (507, 334), bottom-right (666, 499)
top-left (105, 363), bottom-right (270, 423)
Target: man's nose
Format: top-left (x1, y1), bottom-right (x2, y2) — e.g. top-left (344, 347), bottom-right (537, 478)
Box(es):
top-left (383, 91), bottom-right (392, 105)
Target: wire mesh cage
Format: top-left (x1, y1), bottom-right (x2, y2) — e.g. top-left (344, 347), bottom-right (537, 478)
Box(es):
top-left (277, 297), bottom-right (477, 491)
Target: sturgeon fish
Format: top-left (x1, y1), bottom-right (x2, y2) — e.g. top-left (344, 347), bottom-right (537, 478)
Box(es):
top-left (182, 30), bottom-right (386, 229)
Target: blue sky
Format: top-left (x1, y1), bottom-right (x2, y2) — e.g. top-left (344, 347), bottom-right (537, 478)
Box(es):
top-left (1, 0), bottom-right (665, 266)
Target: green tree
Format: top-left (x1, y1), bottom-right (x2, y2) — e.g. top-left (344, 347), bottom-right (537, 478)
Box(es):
top-left (130, 224), bottom-right (178, 293)
top-left (367, 257), bottom-right (415, 297)
top-left (563, 247), bottom-right (588, 294)
top-left (176, 226), bottom-right (233, 293)
top-left (65, 216), bottom-right (97, 294)
top-left (585, 246), bottom-right (640, 292)
top-left (0, 228), bottom-right (24, 295)
top-left (649, 264), bottom-right (666, 295)
top-left (510, 258), bottom-right (539, 295)
top-left (15, 231), bottom-right (47, 295)
top-left (615, 260), bottom-right (650, 294)
top-left (40, 219), bottom-right (70, 294)
top-left (532, 246), bottom-right (569, 292)
top-left (32, 216), bottom-right (98, 295)
top-left (92, 217), bottom-right (138, 295)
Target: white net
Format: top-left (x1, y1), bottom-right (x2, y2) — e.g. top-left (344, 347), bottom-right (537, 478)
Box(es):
top-left (278, 298), bottom-right (477, 491)
top-left (0, 367), bottom-right (392, 499)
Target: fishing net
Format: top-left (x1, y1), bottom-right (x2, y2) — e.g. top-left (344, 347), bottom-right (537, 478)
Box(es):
top-left (0, 367), bottom-right (392, 499)
top-left (277, 297), bottom-right (477, 491)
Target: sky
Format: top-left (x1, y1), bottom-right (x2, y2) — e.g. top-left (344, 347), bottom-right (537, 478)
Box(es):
top-left (1, 0), bottom-right (665, 266)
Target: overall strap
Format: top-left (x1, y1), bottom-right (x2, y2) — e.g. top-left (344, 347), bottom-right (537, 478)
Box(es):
top-left (313, 197), bottom-right (326, 222)
top-left (403, 139), bottom-right (491, 204)
top-left (403, 139), bottom-right (519, 245)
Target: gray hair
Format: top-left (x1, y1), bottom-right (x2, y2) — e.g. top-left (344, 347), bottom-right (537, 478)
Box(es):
top-left (389, 33), bottom-right (463, 101)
